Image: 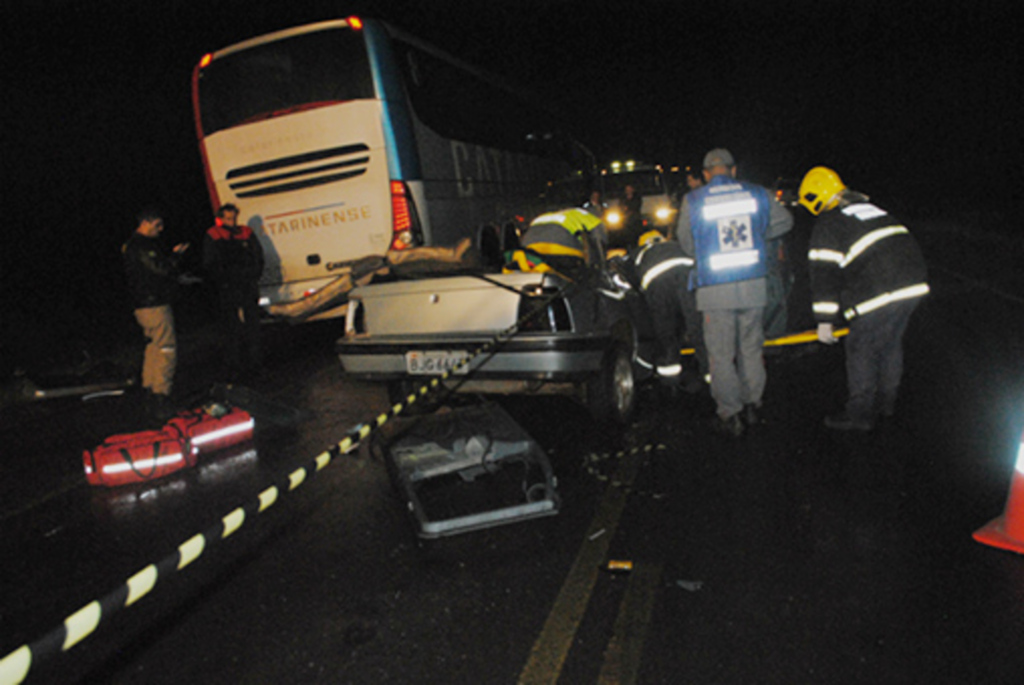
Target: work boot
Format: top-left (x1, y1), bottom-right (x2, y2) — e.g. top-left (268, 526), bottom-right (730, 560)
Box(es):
top-left (824, 411), bottom-right (874, 431)
top-left (710, 413), bottom-right (744, 438)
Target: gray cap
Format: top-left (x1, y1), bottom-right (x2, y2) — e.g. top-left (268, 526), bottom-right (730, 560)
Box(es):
top-left (703, 148), bottom-right (735, 169)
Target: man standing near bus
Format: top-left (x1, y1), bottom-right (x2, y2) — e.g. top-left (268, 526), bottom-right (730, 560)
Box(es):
top-left (122, 208), bottom-right (188, 421)
top-left (203, 204), bottom-right (265, 381)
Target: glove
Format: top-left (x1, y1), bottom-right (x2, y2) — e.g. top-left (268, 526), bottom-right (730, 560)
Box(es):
top-left (817, 323), bottom-right (838, 345)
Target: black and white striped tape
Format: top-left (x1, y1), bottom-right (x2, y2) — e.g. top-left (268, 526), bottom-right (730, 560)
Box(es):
top-left (0, 278), bottom-right (572, 685)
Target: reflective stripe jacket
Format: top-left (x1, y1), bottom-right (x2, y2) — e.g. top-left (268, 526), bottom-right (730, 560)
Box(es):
top-left (633, 239), bottom-right (694, 292)
top-left (523, 208), bottom-right (605, 262)
top-left (685, 175), bottom-right (772, 288)
top-left (808, 192), bottom-right (929, 323)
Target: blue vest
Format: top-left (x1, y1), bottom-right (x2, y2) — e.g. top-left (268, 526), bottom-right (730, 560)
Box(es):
top-left (688, 175), bottom-right (770, 287)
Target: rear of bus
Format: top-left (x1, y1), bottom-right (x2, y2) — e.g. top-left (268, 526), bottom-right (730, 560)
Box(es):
top-left (192, 18), bottom-right (422, 320)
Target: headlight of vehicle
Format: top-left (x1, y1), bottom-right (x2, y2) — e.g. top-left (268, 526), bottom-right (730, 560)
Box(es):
top-left (605, 210), bottom-right (622, 227)
top-left (654, 206), bottom-right (673, 223)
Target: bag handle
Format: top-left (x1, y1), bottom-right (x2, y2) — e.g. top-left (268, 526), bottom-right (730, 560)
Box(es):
top-left (118, 439), bottom-right (165, 479)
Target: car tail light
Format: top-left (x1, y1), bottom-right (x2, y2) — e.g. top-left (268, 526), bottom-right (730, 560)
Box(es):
top-left (516, 287), bottom-right (571, 332)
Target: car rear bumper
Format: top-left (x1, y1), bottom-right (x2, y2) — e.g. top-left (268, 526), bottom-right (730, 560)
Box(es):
top-left (336, 334), bottom-right (609, 381)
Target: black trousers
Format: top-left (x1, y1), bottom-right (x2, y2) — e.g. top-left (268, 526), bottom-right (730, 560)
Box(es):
top-left (844, 297), bottom-right (921, 420)
top-left (218, 285), bottom-right (262, 375)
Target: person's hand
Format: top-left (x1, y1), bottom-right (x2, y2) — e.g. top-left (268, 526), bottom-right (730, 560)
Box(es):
top-left (173, 242), bottom-right (190, 254)
top-left (817, 323), bottom-right (838, 345)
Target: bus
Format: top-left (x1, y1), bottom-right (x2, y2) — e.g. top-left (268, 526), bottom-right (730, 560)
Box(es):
top-left (192, 16), bottom-right (592, 320)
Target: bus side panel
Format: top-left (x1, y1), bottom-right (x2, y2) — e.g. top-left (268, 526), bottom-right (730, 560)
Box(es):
top-left (410, 116), bottom-right (571, 246)
top-left (201, 102), bottom-right (391, 304)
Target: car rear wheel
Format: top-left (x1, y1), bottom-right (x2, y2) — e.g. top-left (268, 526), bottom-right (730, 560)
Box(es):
top-left (586, 342), bottom-right (636, 425)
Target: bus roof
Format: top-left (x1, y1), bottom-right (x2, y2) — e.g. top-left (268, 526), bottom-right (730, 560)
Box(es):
top-left (205, 19), bottom-right (357, 62)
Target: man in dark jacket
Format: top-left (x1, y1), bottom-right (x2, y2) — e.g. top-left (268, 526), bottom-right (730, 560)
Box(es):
top-left (800, 166), bottom-right (929, 430)
top-left (203, 203), bottom-right (265, 380)
top-left (630, 229), bottom-right (706, 389)
top-left (122, 208), bottom-right (188, 419)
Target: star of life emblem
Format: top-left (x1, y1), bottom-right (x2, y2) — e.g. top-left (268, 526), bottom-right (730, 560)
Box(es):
top-left (716, 215), bottom-right (753, 251)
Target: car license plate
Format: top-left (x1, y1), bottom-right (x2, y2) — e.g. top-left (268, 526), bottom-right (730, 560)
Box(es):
top-left (405, 350), bottom-right (471, 375)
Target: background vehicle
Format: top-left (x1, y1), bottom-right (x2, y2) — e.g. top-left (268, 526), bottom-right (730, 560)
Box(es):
top-left (192, 17), bottom-right (592, 321)
top-left (773, 177), bottom-right (801, 207)
top-left (600, 161), bottom-right (675, 245)
top-left (336, 261), bottom-right (655, 424)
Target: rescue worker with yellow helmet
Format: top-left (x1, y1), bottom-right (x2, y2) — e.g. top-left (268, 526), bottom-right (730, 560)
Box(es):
top-left (510, 207), bottom-right (606, 277)
top-left (800, 166), bottom-right (929, 430)
top-left (629, 229), bottom-right (706, 389)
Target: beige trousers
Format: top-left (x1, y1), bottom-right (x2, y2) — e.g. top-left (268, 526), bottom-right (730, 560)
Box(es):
top-left (134, 305), bottom-right (176, 396)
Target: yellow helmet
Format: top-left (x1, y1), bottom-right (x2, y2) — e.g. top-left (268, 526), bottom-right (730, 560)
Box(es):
top-left (638, 229), bottom-right (665, 247)
top-left (798, 167), bottom-right (846, 215)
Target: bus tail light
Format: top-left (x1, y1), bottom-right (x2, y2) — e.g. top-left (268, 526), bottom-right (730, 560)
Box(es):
top-left (390, 181), bottom-right (423, 250)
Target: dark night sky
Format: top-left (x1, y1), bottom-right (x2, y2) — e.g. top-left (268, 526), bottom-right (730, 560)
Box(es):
top-left (2, 0), bottom-right (1019, 369)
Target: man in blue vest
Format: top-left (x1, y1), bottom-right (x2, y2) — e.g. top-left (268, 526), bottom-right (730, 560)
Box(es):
top-left (676, 149), bottom-right (793, 436)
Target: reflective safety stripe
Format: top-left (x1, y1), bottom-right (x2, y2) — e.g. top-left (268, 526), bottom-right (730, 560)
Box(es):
top-left (813, 301), bottom-right (840, 315)
top-left (841, 226), bottom-right (908, 267)
top-left (702, 197), bottom-right (758, 220)
top-left (103, 453), bottom-right (184, 474)
top-left (190, 419), bottom-right (254, 447)
top-left (844, 283), bottom-right (930, 319)
top-left (808, 248), bottom-right (844, 264)
top-left (526, 242), bottom-right (585, 258)
top-left (532, 211), bottom-right (568, 225)
top-left (641, 257), bottom-right (693, 290)
top-left (530, 208), bottom-right (602, 235)
top-left (597, 288), bottom-right (626, 301)
top-left (633, 243), bottom-right (654, 266)
top-left (709, 249), bottom-right (759, 271)
top-left (842, 203), bottom-right (887, 221)
top-left (809, 225), bottom-right (910, 269)
top-left (657, 364), bottom-right (682, 377)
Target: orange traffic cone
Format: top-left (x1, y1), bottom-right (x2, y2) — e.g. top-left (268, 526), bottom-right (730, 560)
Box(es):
top-left (973, 428), bottom-right (1024, 554)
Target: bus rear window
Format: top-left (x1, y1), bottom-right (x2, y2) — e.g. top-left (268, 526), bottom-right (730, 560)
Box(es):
top-left (197, 28), bottom-right (375, 136)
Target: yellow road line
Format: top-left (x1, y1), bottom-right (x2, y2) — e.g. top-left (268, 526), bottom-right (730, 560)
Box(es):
top-left (518, 450), bottom-right (643, 685)
top-left (597, 562), bottom-right (663, 685)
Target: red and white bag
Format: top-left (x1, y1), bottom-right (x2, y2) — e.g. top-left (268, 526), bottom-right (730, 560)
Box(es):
top-left (166, 404), bottom-right (254, 457)
top-left (83, 429), bottom-right (193, 488)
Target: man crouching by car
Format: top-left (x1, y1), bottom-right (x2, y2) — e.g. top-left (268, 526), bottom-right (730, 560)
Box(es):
top-left (506, 207), bottom-right (607, 279)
